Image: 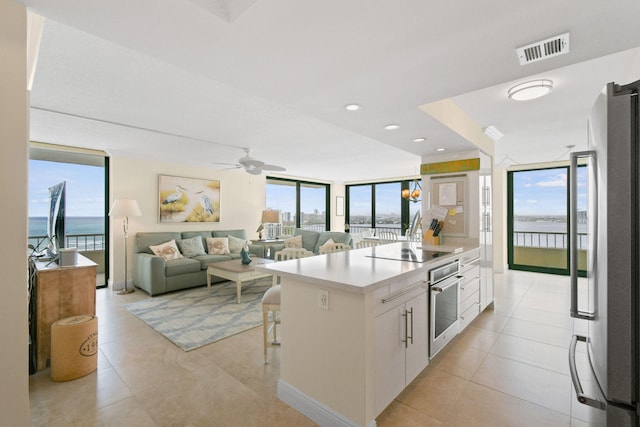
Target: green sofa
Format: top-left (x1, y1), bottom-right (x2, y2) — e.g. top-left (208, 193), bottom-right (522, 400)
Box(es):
top-left (132, 229), bottom-right (265, 296)
top-left (270, 229), bottom-right (353, 256)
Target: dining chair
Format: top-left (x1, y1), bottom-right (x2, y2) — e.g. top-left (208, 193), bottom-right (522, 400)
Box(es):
top-left (262, 248), bottom-right (313, 364)
top-left (319, 243), bottom-right (351, 254)
top-left (378, 231), bottom-right (399, 243)
top-left (356, 240), bottom-right (382, 249)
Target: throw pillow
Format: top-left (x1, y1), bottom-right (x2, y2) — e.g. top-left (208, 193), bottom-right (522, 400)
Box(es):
top-left (320, 238), bottom-right (336, 249)
top-left (206, 237), bottom-right (230, 255)
top-left (149, 239), bottom-right (184, 261)
top-left (284, 235), bottom-right (303, 249)
top-left (227, 235), bottom-right (245, 254)
top-left (176, 236), bottom-right (206, 257)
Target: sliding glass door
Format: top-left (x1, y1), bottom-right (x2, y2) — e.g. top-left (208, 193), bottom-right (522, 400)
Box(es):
top-left (507, 165), bottom-right (586, 275)
top-left (28, 145), bottom-right (109, 288)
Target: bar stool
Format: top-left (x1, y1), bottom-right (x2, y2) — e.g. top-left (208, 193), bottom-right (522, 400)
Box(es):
top-left (262, 249), bottom-right (312, 364)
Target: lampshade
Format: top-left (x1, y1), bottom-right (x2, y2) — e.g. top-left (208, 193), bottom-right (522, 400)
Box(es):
top-left (261, 209), bottom-right (281, 223)
top-left (109, 199), bottom-right (142, 217)
top-left (401, 180), bottom-right (422, 203)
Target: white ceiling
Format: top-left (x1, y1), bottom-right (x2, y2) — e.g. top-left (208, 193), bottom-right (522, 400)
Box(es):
top-left (21, 0), bottom-right (640, 182)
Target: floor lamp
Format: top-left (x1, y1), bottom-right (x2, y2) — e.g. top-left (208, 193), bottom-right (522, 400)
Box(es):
top-left (109, 198), bottom-right (142, 295)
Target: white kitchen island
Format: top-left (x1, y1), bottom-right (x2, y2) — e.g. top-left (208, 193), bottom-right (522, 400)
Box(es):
top-left (255, 242), bottom-right (477, 427)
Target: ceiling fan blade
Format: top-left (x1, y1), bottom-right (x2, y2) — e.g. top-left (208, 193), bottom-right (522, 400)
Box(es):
top-left (260, 164), bottom-right (286, 172)
top-left (240, 158), bottom-right (264, 167)
top-left (212, 161), bottom-right (240, 167)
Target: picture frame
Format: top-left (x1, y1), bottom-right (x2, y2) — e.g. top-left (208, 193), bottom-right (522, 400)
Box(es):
top-left (336, 196), bottom-right (344, 216)
top-left (158, 174), bottom-right (220, 223)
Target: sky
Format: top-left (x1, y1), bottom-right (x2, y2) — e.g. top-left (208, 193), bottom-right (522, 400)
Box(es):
top-left (512, 167), bottom-right (587, 216)
top-left (29, 160), bottom-right (105, 217)
top-left (266, 181), bottom-right (405, 218)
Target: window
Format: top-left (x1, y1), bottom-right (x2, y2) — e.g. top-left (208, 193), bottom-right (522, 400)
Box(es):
top-left (266, 177), bottom-right (329, 232)
top-left (347, 184), bottom-right (373, 229)
top-left (28, 145), bottom-right (110, 287)
top-left (346, 179), bottom-right (421, 236)
top-left (507, 166), bottom-right (586, 275)
top-left (374, 182), bottom-right (401, 231)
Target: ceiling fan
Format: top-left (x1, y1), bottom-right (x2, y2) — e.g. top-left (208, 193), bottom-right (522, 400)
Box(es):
top-left (213, 148), bottom-right (286, 175)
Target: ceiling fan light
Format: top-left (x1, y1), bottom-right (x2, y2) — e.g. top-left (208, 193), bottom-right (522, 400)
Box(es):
top-left (508, 79), bottom-right (553, 101)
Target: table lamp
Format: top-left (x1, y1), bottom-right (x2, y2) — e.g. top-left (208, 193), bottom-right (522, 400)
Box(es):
top-left (261, 209), bottom-right (282, 240)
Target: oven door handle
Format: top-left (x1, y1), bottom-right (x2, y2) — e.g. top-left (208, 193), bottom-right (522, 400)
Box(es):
top-left (431, 276), bottom-right (461, 294)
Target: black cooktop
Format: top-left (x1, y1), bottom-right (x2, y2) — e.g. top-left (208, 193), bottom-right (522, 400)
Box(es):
top-left (366, 245), bottom-right (449, 263)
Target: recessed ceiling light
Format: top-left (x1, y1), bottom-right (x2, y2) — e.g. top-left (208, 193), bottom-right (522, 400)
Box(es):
top-left (436, 148), bottom-right (446, 152)
top-left (384, 124), bottom-right (400, 130)
top-left (345, 104), bottom-right (360, 111)
top-left (413, 137), bottom-right (427, 143)
top-left (508, 79), bottom-right (553, 101)
top-left (483, 126), bottom-right (503, 141)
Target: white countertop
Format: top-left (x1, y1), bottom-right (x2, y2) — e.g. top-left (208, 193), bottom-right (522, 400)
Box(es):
top-left (254, 242), bottom-right (477, 294)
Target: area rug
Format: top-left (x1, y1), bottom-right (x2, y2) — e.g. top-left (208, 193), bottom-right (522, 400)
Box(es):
top-left (123, 279), bottom-right (271, 351)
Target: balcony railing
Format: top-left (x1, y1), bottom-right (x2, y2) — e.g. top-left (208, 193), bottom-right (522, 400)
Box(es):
top-left (28, 233), bottom-right (105, 252)
top-left (513, 231), bottom-right (588, 250)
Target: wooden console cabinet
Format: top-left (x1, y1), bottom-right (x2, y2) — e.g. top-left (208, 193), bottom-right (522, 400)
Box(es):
top-left (31, 254), bottom-right (97, 371)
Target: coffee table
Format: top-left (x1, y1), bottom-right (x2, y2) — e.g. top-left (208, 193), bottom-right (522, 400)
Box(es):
top-left (206, 257), bottom-right (276, 303)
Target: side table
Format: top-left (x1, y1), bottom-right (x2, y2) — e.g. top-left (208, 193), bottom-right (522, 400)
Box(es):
top-left (251, 239), bottom-right (285, 258)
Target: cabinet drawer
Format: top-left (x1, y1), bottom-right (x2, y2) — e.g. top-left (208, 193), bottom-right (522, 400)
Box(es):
top-left (460, 277), bottom-right (480, 301)
top-left (460, 289), bottom-right (479, 313)
top-left (459, 303), bottom-right (480, 331)
top-left (374, 279), bottom-right (428, 317)
top-left (459, 249), bottom-right (481, 271)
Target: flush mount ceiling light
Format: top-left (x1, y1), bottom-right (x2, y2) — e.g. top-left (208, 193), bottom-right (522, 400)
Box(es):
top-left (345, 104), bottom-right (360, 111)
top-left (413, 137), bottom-right (427, 143)
top-left (384, 124), bottom-right (400, 130)
top-left (508, 79), bottom-right (553, 101)
top-left (436, 148), bottom-right (446, 152)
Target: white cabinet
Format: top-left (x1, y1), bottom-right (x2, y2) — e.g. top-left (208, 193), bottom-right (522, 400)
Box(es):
top-left (458, 248), bottom-right (481, 331)
top-left (374, 283), bottom-right (428, 416)
top-left (479, 152), bottom-right (494, 310)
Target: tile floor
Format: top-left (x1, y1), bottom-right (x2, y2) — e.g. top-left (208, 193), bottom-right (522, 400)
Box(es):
top-left (29, 270), bottom-right (601, 426)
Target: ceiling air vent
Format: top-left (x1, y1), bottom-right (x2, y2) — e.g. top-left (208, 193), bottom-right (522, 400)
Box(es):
top-left (516, 33), bottom-right (570, 65)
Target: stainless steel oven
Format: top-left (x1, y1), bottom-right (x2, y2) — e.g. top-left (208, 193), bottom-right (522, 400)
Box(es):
top-left (429, 260), bottom-right (461, 358)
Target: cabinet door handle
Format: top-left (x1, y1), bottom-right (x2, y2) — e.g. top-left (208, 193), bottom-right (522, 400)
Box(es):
top-left (408, 307), bottom-right (414, 345)
top-left (401, 309), bottom-right (409, 348)
top-left (401, 308), bottom-right (414, 348)
top-left (381, 280), bottom-right (428, 304)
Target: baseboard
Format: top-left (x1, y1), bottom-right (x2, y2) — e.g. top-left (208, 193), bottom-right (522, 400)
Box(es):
top-left (110, 279), bottom-right (124, 292)
top-left (277, 380), bottom-right (376, 427)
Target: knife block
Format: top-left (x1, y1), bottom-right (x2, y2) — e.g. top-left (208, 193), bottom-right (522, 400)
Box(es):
top-left (424, 229), bottom-right (439, 246)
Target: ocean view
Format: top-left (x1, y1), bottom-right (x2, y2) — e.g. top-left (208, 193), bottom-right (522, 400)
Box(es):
top-left (29, 216), bottom-right (105, 236)
top-left (29, 217), bottom-right (105, 251)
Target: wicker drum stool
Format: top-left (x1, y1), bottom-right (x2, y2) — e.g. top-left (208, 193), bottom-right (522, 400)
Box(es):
top-left (50, 315), bottom-right (98, 381)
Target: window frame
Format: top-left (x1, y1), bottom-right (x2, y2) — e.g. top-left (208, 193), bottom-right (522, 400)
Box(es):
top-left (507, 165), bottom-right (585, 276)
top-left (265, 176), bottom-right (330, 230)
top-left (345, 179), bottom-right (418, 236)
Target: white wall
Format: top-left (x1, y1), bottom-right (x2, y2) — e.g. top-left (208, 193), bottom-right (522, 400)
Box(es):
top-left (493, 167), bottom-right (507, 272)
top-left (0, 0), bottom-right (30, 424)
top-left (109, 156), bottom-right (267, 289)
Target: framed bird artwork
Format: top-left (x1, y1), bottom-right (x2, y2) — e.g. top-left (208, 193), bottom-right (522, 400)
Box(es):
top-left (158, 174), bottom-right (220, 223)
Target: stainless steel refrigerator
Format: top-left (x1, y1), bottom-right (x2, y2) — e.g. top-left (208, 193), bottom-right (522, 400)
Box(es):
top-left (569, 80), bottom-right (639, 426)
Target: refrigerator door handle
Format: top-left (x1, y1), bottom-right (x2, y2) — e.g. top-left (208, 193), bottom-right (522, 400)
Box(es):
top-left (570, 151), bottom-right (598, 320)
top-left (569, 335), bottom-right (606, 410)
